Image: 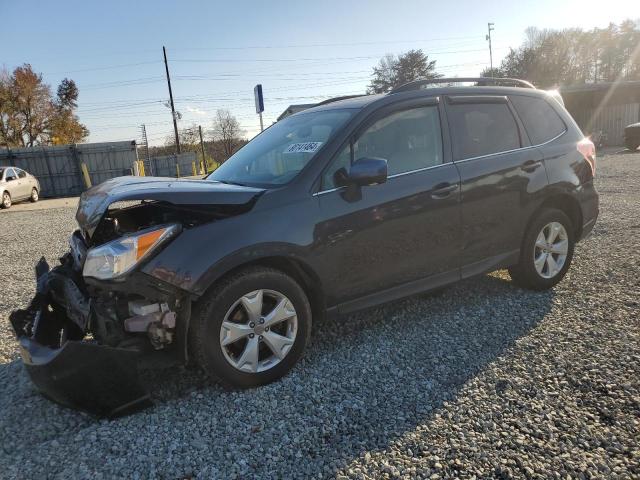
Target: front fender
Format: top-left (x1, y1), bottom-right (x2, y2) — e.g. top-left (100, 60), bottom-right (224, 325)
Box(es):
top-left (141, 197), bottom-right (319, 296)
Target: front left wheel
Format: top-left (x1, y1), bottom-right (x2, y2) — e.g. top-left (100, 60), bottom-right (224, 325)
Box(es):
top-left (1, 191), bottom-right (11, 209)
top-left (189, 267), bottom-right (312, 388)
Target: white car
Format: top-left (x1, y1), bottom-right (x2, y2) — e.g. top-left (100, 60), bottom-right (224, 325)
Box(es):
top-left (0, 166), bottom-right (41, 208)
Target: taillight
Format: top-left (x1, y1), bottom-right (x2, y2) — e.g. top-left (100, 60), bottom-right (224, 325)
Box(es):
top-left (577, 137), bottom-right (596, 177)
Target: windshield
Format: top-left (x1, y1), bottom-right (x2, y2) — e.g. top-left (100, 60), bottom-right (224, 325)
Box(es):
top-left (207, 108), bottom-right (354, 187)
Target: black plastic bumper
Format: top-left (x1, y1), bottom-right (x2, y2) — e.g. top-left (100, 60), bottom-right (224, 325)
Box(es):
top-left (9, 258), bottom-right (152, 417)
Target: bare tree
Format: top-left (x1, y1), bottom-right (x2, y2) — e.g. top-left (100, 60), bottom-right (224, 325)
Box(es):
top-left (210, 109), bottom-right (244, 161)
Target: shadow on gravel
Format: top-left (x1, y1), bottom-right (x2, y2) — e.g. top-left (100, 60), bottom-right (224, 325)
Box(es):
top-left (0, 271), bottom-right (555, 478)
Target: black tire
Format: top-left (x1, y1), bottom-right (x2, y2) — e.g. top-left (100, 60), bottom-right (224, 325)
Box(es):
top-left (30, 188), bottom-right (39, 202)
top-left (1, 191), bottom-right (11, 209)
top-left (189, 266), bottom-right (312, 388)
top-left (508, 208), bottom-right (575, 291)
top-left (625, 139), bottom-right (640, 151)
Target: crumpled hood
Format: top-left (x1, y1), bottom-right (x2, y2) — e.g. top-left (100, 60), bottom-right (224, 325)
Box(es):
top-left (76, 176), bottom-right (264, 236)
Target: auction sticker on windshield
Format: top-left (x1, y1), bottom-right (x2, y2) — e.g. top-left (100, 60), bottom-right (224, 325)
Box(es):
top-left (284, 142), bottom-right (323, 154)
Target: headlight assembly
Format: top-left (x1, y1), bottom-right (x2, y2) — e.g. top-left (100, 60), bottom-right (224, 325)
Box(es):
top-left (83, 224), bottom-right (180, 280)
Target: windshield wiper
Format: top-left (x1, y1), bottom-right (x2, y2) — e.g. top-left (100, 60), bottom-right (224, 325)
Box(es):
top-left (214, 179), bottom-right (251, 187)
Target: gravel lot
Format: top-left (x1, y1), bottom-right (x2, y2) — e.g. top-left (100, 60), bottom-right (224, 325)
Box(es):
top-left (1, 151), bottom-right (638, 479)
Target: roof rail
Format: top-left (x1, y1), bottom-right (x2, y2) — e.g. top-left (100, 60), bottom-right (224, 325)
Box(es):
top-left (314, 94), bottom-right (365, 106)
top-left (390, 77), bottom-right (536, 94)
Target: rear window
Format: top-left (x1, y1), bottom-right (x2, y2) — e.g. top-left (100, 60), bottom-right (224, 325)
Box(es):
top-left (510, 95), bottom-right (566, 145)
top-left (447, 102), bottom-right (521, 160)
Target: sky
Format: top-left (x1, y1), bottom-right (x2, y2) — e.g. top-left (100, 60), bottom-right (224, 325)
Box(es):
top-left (0, 0), bottom-right (635, 146)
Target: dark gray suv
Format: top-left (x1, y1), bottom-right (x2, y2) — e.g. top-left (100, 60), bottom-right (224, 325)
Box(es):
top-left (11, 78), bottom-right (599, 416)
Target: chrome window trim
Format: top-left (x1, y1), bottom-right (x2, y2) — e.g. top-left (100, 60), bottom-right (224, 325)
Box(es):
top-left (313, 162), bottom-right (449, 196)
top-left (453, 129), bottom-right (567, 164)
top-left (312, 128), bottom-right (567, 197)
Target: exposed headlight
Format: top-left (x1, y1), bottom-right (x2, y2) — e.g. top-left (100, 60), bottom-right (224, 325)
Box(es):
top-left (83, 224), bottom-right (180, 280)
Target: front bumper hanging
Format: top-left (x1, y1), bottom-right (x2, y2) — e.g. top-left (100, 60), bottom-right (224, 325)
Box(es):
top-left (9, 258), bottom-right (152, 417)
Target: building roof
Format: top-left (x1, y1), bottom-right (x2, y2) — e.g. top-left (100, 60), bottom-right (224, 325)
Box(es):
top-left (560, 80), bottom-right (640, 109)
top-left (276, 104), bottom-right (317, 121)
top-left (560, 80), bottom-right (640, 93)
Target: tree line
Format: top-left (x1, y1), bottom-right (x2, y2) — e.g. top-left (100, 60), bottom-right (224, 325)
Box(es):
top-left (367, 20), bottom-right (639, 92)
top-left (0, 64), bottom-right (88, 148)
top-left (482, 20), bottom-right (640, 88)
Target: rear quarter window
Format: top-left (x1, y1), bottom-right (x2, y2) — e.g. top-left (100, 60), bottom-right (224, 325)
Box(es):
top-left (510, 95), bottom-right (566, 145)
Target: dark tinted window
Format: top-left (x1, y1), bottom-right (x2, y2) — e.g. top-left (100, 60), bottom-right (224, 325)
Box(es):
top-left (447, 102), bottom-right (520, 160)
top-left (16, 168), bottom-right (26, 178)
top-left (322, 106), bottom-right (442, 189)
top-left (510, 95), bottom-right (566, 145)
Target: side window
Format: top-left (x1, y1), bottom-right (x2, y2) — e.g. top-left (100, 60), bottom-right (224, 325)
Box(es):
top-left (510, 95), bottom-right (566, 145)
top-left (5, 168), bottom-right (17, 180)
top-left (16, 168), bottom-right (26, 178)
top-left (447, 102), bottom-right (521, 160)
top-left (322, 106), bottom-right (442, 189)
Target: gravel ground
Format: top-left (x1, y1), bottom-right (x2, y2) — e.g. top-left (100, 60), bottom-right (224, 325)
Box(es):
top-left (0, 151), bottom-right (638, 479)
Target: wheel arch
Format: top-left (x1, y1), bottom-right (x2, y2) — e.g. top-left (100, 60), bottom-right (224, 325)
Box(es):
top-left (195, 255), bottom-right (326, 323)
top-left (534, 193), bottom-right (583, 238)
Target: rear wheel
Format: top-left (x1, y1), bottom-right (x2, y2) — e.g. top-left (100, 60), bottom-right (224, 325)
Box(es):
top-left (190, 267), bottom-right (312, 388)
top-left (625, 138), bottom-right (639, 151)
top-left (30, 188), bottom-right (39, 202)
top-left (509, 208), bottom-right (575, 290)
top-left (1, 191), bottom-right (11, 209)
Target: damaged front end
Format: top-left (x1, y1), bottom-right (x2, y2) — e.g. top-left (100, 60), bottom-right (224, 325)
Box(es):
top-left (10, 253), bottom-right (188, 417)
top-left (10, 176), bottom-right (263, 416)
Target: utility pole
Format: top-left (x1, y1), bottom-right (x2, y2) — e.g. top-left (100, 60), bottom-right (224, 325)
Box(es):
top-left (163, 46), bottom-right (181, 154)
top-left (198, 125), bottom-right (207, 174)
top-left (486, 23), bottom-right (495, 75)
top-left (140, 124), bottom-right (152, 175)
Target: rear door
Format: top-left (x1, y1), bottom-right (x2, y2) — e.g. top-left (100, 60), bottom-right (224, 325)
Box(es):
top-left (314, 98), bottom-right (462, 307)
top-left (444, 95), bottom-right (547, 276)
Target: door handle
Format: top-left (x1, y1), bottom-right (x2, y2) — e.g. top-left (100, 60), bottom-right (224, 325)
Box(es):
top-left (520, 159), bottom-right (542, 173)
top-left (431, 182), bottom-right (458, 199)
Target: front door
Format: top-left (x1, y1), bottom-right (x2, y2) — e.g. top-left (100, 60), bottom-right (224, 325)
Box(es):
top-left (312, 100), bottom-right (462, 307)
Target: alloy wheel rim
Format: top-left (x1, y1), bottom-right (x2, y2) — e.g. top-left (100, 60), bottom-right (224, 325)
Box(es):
top-left (219, 289), bottom-right (298, 373)
top-left (533, 221), bottom-right (568, 279)
top-left (3, 193), bottom-right (9, 207)
top-left (32, 189), bottom-right (38, 201)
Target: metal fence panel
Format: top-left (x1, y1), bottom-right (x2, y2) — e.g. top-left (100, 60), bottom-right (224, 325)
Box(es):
top-left (0, 141), bottom-right (137, 198)
top-left (149, 152), bottom-right (197, 177)
top-left (569, 103), bottom-right (640, 146)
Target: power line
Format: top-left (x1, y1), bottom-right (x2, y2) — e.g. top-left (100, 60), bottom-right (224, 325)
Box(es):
top-left (76, 61), bottom-right (489, 105)
top-left (169, 48), bottom-right (493, 64)
top-left (167, 35), bottom-right (485, 51)
top-left (46, 61), bottom-right (162, 75)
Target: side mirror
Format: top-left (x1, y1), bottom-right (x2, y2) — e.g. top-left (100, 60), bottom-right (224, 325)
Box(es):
top-left (348, 157), bottom-right (388, 187)
top-left (5, 175), bottom-right (17, 182)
